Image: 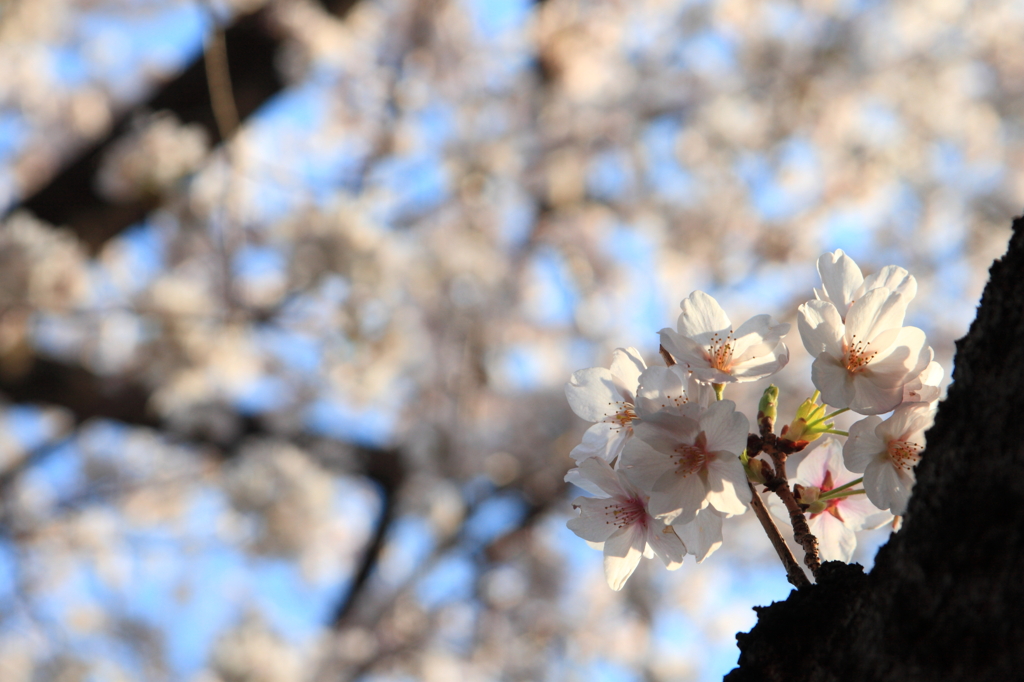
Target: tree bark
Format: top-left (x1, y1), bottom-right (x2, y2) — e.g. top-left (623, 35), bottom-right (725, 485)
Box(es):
top-left (727, 217), bottom-right (1024, 681)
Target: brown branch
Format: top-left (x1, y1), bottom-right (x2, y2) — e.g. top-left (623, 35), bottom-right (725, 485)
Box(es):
top-left (749, 432), bottom-right (820, 579)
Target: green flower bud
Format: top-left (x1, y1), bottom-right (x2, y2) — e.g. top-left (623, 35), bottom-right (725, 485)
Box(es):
top-left (780, 393), bottom-right (832, 445)
top-left (757, 385), bottom-right (779, 433)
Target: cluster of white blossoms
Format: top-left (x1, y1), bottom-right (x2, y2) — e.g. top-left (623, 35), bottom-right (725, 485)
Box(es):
top-left (564, 250), bottom-right (942, 590)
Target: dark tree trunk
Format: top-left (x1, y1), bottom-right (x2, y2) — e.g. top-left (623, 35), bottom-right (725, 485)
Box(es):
top-left (727, 217), bottom-right (1024, 682)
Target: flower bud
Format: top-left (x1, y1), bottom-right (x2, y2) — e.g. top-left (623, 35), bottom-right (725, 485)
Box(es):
top-left (795, 483), bottom-right (827, 514)
top-left (744, 456), bottom-right (771, 485)
top-left (780, 393), bottom-right (832, 445)
top-left (757, 385), bottom-right (779, 434)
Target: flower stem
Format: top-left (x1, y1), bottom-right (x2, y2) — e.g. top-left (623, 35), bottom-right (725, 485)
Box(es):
top-left (818, 488), bottom-right (867, 501)
top-left (821, 476), bottom-right (863, 497)
top-left (747, 481), bottom-right (810, 589)
top-left (821, 429), bottom-right (849, 436)
top-left (805, 406), bottom-right (849, 429)
top-left (713, 383), bottom-right (725, 401)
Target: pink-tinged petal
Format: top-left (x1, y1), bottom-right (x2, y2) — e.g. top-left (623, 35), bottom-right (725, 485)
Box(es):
top-left (564, 467), bottom-right (606, 497)
top-left (660, 328), bottom-right (714, 370)
top-left (672, 507), bottom-right (724, 562)
top-left (646, 520), bottom-right (687, 570)
top-left (798, 300), bottom-right (845, 358)
top-left (602, 526), bottom-right (646, 591)
top-left (817, 249), bottom-right (864, 317)
top-left (729, 346), bottom-right (789, 380)
top-left (648, 471), bottom-right (706, 524)
top-left (862, 265), bottom-right (917, 303)
top-left (795, 439), bottom-right (841, 487)
top-left (836, 493), bottom-right (893, 531)
top-left (730, 315), bottom-right (790, 363)
top-left (609, 347), bottom-right (646, 404)
top-left (848, 374), bottom-right (905, 415)
top-left (569, 422), bottom-right (622, 464)
top-left (567, 497), bottom-right (623, 543)
top-left (808, 512), bottom-right (857, 563)
top-left (844, 417), bottom-right (885, 472)
top-left (811, 354), bottom-right (857, 409)
top-left (699, 400), bottom-right (749, 456)
top-left (677, 291), bottom-right (732, 340)
top-left (620, 437), bottom-right (674, 491)
top-left (704, 452), bottom-right (751, 515)
top-left (566, 368), bottom-right (620, 422)
top-left (845, 288), bottom-right (908, 343)
top-left (576, 456), bottom-right (631, 498)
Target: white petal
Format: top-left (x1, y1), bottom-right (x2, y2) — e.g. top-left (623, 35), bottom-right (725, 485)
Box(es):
top-left (648, 471), bottom-right (707, 524)
top-left (609, 347), bottom-right (646, 404)
top-left (635, 365), bottom-right (691, 419)
top-left (863, 459), bottom-right (909, 513)
top-left (878, 402), bottom-right (935, 443)
top-left (865, 327), bottom-right (930, 386)
top-left (677, 291), bottom-right (732, 340)
top-left (862, 265), bottom-right (917, 303)
top-left (567, 497), bottom-right (623, 543)
top-left (812, 354), bottom-right (857, 409)
top-left (817, 249), bottom-right (864, 317)
top-left (704, 452), bottom-right (751, 515)
top-left (730, 315), bottom-right (790, 364)
top-left (602, 527), bottom-right (646, 591)
top-left (620, 437), bottom-right (674, 492)
top-left (844, 416), bottom-right (885, 472)
top-left (728, 346), bottom-right (789, 381)
top-left (845, 287), bottom-right (908, 344)
top-left (646, 521), bottom-right (687, 569)
top-left (848, 373), bottom-right (905, 415)
top-left (570, 422), bottom-right (623, 464)
top-left (699, 400), bottom-right (749, 456)
top-left (798, 300), bottom-right (845, 358)
top-left (566, 368), bottom-right (620, 422)
top-left (576, 456), bottom-right (632, 498)
top-left (672, 507), bottom-right (724, 562)
top-left (659, 328), bottom-right (711, 370)
top-left (564, 467), bottom-right (606, 496)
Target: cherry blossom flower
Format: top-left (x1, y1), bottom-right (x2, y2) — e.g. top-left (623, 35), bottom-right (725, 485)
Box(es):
top-left (843, 402), bottom-right (936, 515)
top-left (566, 456), bottom-right (686, 590)
top-left (659, 291), bottom-right (790, 385)
top-left (768, 439), bottom-right (891, 562)
top-left (565, 347), bottom-right (646, 464)
top-left (798, 290), bottom-right (932, 415)
top-left (620, 399), bottom-right (750, 524)
top-left (815, 249), bottom-right (917, 322)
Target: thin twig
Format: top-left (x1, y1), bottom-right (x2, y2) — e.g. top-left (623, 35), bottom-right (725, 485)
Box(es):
top-left (747, 480), bottom-right (810, 588)
top-left (204, 27), bottom-right (239, 140)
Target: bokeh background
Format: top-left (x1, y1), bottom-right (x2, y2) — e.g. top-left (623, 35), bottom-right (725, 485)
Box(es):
top-left (0, 0), bottom-right (1019, 680)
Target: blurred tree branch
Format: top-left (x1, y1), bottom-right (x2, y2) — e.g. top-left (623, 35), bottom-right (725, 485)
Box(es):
top-left (7, 6), bottom-right (284, 253)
